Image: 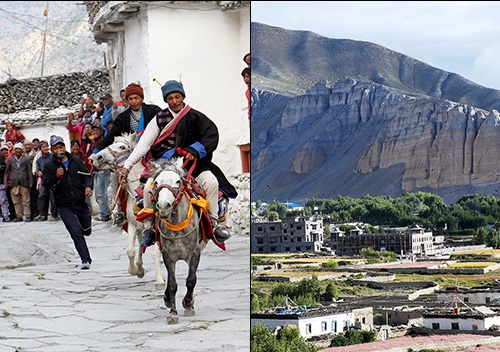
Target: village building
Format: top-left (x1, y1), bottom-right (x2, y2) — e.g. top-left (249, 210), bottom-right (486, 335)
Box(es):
top-left (250, 216), bottom-right (324, 254)
top-left (423, 306), bottom-right (500, 331)
top-left (433, 286), bottom-right (500, 306)
top-left (251, 304), bottom-right (373, 338)
top-left (330, 224), bottom-right (435, 257)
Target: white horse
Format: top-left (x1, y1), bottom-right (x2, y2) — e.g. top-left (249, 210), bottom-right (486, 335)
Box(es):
top-left (88, 133), bottom-right (165, 287)
top-left (148, 157), bottom-right (208, 324)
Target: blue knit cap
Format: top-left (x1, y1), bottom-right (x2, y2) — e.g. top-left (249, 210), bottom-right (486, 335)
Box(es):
top-left (161, 80), bottom-right (186, 101)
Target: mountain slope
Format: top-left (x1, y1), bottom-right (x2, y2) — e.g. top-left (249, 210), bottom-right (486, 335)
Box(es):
top-left (251, 22), bottom-right (500, 111)
top-left (0, 1), bottom-right (104, 82)
top-left (251, 22), bottom-right (500, 205)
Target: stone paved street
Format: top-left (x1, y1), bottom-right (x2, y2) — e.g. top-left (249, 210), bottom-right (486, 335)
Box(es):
top-left (0, 218), bottom-right (250, 351)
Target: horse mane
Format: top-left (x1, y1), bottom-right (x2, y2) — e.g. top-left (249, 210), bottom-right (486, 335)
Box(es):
top-left (150, 157), bottom-right (186, 180)
top-left (114, 132), bottom-right (137, 146)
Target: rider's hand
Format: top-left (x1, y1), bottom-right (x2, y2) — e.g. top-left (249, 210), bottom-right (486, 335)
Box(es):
top-left (186, 152), bottom-right (196, 161)
top-left (119, 168), bottom-right (129, 184)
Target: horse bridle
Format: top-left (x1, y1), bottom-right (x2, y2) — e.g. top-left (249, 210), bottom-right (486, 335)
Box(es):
top-left (151, 177), bottom-right (185, 210)
top-left (104, 140), bottom-right (133, 170)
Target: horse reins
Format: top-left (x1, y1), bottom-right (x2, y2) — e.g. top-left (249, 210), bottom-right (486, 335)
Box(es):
top-left (152, 156), bottom-right (204, 239)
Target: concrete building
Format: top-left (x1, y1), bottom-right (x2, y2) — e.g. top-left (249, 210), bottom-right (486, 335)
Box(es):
top-left (251, 216), bottom-right (324, 254)
top-left (330, 224), bottom-right (434, 257)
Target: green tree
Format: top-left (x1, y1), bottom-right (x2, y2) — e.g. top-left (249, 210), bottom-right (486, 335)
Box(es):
top-left (251, 322), bottom-right (318, 352)
top-left (474, 227), bottom-right (488, 245)
top-left (322, 282), bottom-right (337, 301)
top-left (268, 211), bottom-right (279, 221)
top-left (268, 200), bottom-right (287, 218)
top-left (486, 228), bottom-right (500, 249)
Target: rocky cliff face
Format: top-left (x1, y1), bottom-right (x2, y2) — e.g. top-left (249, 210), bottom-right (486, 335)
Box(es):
top-left (251, 23), bottom-right (500, 204)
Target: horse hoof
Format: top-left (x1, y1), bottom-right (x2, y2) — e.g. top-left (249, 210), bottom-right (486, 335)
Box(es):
top-left (167, 315), bottom-right (179, 325)
top-left (137, 271), bottom-right (145, 279)
top-left (184, 309), bottom-right (195, 317)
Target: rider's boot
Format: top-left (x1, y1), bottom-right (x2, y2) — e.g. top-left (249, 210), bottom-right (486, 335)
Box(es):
top-left (114, 212), bottom-right (126, 226)
top-left (141, 218), bottom-right (157, 247)
top-left (212, 220), bottom-right (232, 243)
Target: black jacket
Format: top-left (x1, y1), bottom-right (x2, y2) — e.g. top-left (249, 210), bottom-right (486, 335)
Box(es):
top-left (95, 103), bottom-right (162, 152)
top-left (151, 108), bottom-right (238, 198)
top-left (42, 152), bottom-right (93, 207)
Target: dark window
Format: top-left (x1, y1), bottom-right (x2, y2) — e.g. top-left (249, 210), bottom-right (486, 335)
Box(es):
top-left (321, 321), bottom-right (327, 331)
top-left (256, 238), bottom-right (264, 244)
top-left (432, 323), bottom-right (440, 330)
top-left (451, 322), bottom-right (459, 330)
top-left (486, 297), bottom-right (491, 304)
top-left (306, 323), bottom-right (312, 334)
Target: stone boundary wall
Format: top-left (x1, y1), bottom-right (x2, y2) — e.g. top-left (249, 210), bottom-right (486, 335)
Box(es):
top-left (0, 69), bottom-right (110, 127)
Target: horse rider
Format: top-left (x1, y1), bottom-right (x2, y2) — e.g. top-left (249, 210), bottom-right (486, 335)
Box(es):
top-left (92, 83), bottom-right (162, 225)
top-left (118, 80), bottom-right (237, 247)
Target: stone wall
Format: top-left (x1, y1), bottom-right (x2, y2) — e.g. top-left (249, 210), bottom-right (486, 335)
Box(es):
top-left (0, 69), bottom-right (110, 137)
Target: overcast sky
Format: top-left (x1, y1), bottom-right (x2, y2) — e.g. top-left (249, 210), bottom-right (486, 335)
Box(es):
top-left (251, 1), bottom-right (500, 91)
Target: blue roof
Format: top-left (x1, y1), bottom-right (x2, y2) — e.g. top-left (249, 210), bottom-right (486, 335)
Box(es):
top-left (284, 202), bottom-right (302, 208)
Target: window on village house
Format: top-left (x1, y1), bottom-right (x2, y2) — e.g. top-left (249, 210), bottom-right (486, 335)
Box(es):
top-left (296, 226), bottom-right (301, 230)
top-left (270, 247), bottom-right (276, 252)
top-left (451, 322), bottom-right (459, 330)
top-left (432, 323), bottom-right (440, 330)
top-left (258, 248), bottom-right (263, 252)
top-left (463, 297), bottom-right (469, 303)
top-left (257, 227), bottom-right (263, 232)
top-left (285, 247), bottom-right (290, 251)
top-left (306, 323), bottom-right (312, 334)
top-left (321, 321), bottom-right (327, 331)
top-left (331, 321), bottom-right (337, 332)
top-left (270, 226), bottom-right (275, 231)
top-left (256, 238), bottom-right (264, 244)
top-left (270, 237), bottom-right (277, 243)
top-left (486, 297), bottom-right (491, 304)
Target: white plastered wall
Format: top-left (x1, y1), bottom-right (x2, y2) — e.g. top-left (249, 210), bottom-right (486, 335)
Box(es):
top-left (119, 4), bottom-right (250, 178)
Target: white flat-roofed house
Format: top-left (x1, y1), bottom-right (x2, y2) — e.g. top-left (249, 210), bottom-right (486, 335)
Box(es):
top-left (423, 306), bottom-right (500, 331)
top-left (251, 306), bottom-right (373, 338)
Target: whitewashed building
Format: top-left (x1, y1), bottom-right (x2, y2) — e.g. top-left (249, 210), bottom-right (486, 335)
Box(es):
top-left (251, 306), bottom-right (373, 338)
top-left (423, 306), bottom-right (500, 331)
top-left (86, 1), bottom-right (250, 177)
